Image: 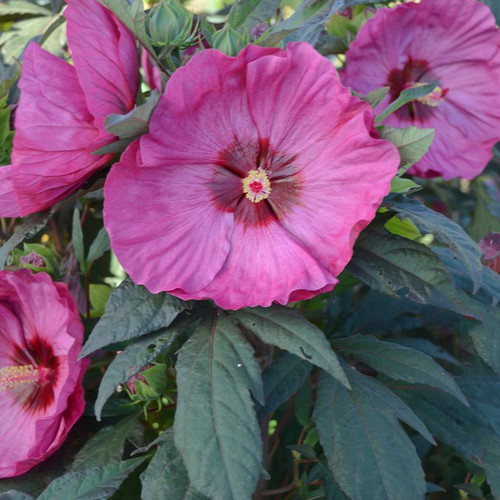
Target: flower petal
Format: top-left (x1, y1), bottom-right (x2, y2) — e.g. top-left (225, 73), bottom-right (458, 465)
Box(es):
top-left (104, 142), bottom-right (234, 293)
top-left (65, 0), bottom-right (140, 132)
top-left (0, 166), bottom-right (20, 218)
top-left (12, 43), bottom-right (109, 216)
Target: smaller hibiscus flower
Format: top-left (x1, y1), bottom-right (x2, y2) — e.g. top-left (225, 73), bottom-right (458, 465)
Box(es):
top-left (0, 0), bottom-right (139, 217)
top-left (341, 0), bottom-right (500, 180)
top-left (104, 43), bottom-right (399, 309)
top-left (479, 232), bottom-right (500, 273)
top-left (0, 269), bottom-right (87, 478)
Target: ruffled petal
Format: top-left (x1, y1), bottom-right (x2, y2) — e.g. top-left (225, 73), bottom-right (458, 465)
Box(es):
top-left (65, 0), bottom-right (140, 132)
top-left (104, 142), bottom-right (235, 294)
top-left (0, 166), bottom-right (20, 218)
top-left (12, 43), bottom-right (110, 216)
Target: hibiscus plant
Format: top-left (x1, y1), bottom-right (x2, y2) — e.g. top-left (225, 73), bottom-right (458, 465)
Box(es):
top-left (1, 0), bottom-right (500, 499)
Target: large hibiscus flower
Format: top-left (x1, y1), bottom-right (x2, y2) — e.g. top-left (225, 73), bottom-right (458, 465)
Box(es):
top-left (104, 43), bottom-right (399, 309)
top-left (0, 269), bottom-right (87, 477)
top-left (341, 0), bottom-right (500, 180)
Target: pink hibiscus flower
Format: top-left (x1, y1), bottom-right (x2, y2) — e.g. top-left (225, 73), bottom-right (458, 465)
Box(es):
top-left (0, 0), bottom-right (139, 217)
top-left (0, 269), bottom-right (87, 478)
top-left (341, 0), bottom-right (500, 180)
top-left (104, 43), bottom-right (399, 309)
top-left (479, 232), bottom-right (500, 273)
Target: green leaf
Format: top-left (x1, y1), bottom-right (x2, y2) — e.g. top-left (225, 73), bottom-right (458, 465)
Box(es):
top-left (389, 177), bottom-right (422, 195)
top-left (347, 225), bottom-right (482, 319)
top-left (140, 430), bottom-right (208, 500)
top-left (314, 370), bottom-right (426, 500)
top-left (81, 278), bottom-right (188, 357)
top-left (227, 0), bottom-right (279, 31)
top-left (378, 126), bottom-right (435, 173)
top-left (89, 284), bottom-right (112, 318)
top-left (174, 315), bottom-right (263, 500)
top-left (0, 211), bottom-right (51, 271)
top-left (94, 323), bottom-right (185, 419)
top-left (363, 86), bottom-right (389, 108)
top-left (72, 208), bottom-right (86, 272)
top-left (384, 194), bottom-right (484, 293)
top-left (104, 91), bottom-right (160, 140)
top-left (86, 227), bottom-right (110, 264)
top-left (0, 492), bottom-right (34, 500)
top-left (96, 0), bottom-right (153, 51)
top-left (257, 351), bottom-right (312, 418)
top-left (332, 335), bottom-right (467, 405)
top-left (0, 1), bottom-right (50, 21)
top-left (72, 414), bottom-right (143, 469)
top-left (233, 306), bottom-right (349, 388)
top-left (376, 82), bottom-right (438, 124)
top-left (36, 458), bottom-right (146, 500)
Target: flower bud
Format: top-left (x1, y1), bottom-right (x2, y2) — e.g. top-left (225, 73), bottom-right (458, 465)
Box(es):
top-left (147, 0), bottom-right (194, 48)
top-left (212, 24), bottom-right (248, 57)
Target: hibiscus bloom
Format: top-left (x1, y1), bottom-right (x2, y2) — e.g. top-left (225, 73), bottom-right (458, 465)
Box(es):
top-left (341, 0), bottom-right (500, 180)
top-left (104, 43), bottom-right (399, 309)
top-left (0, 269), bottom-right (87, 478)
top-left (479, 232), bottom-right (500, 273)
top-left (0, 0), bottom-right (139, 217)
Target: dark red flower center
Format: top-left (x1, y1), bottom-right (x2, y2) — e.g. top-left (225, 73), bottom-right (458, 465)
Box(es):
top-left (0, 336), bottom-right (59, 413)
top-left (386, 56), bottom-right (448, 122)
top-left (211, 138), bottom-right (303, 227)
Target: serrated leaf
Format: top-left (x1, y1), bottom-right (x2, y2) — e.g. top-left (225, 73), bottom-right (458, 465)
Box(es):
top-left (37, 458), bottom-right (146, 500)
top-left (378, 126), bottom-right (435, 173)
top-left (94, 323), bottom-right (185, 419)
top-left (0, 211), bottom-right (51, 271)
top-left (86, 227), bottom-right (110, 264)
top-left (384, 195), bottom-right (483, 293)
top-left (96, 0), bottom-right (153, 52)
top-left (140, 429), bottom-right (208, 500)
top-left (332, 335), bottom-right (467, 405)
top-left (174, 316), bottom-right (263, 500)
top-left (234, 306), bottom-right (349, 388)
top-left (72, 208), bottom-right (86, 272)
top-left (257, 351), bottom-right (312, 418)
top-left (390, 338), bottom-right (460, 366)
top-left (376, 82), bottom-right (438, 124)
top-left (347, 225), bottom-right (482, 319)
top-left (104, 91), bottom-right (159, 140)
top-left (72, 414), bottom-right (143, 469)
top-left (81, 278), bottom-right (188, 357)
top-left (227, 0), bottom-right (279, 31)
top-left (314, 370), bottom-right (426, 500)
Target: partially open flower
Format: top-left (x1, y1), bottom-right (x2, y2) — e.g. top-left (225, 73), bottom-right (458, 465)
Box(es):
top-left (0, 270), bottom-right (87, 478)
top-left (104, 43), bottom-right (399, 309)
top-left (341, 0), bottom-right (500, 180)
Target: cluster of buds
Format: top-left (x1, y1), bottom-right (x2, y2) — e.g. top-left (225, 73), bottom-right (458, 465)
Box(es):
top-left (147, 0), bottom-right (198, 50)
top-left (212, 24), bottom-right (249, 57)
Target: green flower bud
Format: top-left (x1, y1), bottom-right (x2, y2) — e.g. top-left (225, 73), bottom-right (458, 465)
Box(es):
top-left (212, 24), bottom-right (249, 57)
top-left (147, 0), bottom-right (194, 48)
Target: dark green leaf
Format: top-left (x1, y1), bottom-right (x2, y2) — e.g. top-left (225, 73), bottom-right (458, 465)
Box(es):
top-left (227, 0), bottom-right (279, 31)
top-left (314, 370), bottom-right (426, 500)
top-left (378, 126), bottom-right (435, 172)
top-left (257, 351), bottom-right (312, 418)
top-left (0, 492), bottom-right (34, 500)
top-left (390, 338), bottom-right (460, 366)
top-left (376, 82), bottom-right (438, 124)
top-left (72, 414), bottom-right (143, 469)
top-left (0, 211), bottom-right (51, 271)
top-left (104, 91), bottom-right (160, 140)
top-left (384, 195), bottom-right (483, 293)
top-left (140, 430), bottom-right (207, 500)
top-left (86, 227), bottom-right (110, 264)
top-left (347, 226), bottom-right (482, 319)
top-left (72, 208), bottom-right (86, 272)
top-left (81, 278), bottom-right (188, 357)
top-left (174, 316), bottom-right (263, 500)
top-left (332, 335), bottom-right (467, 404)
top-left (94, 324), bottom-right (185, 419)
top-left (234, 306), bottom-right (349, 388)
top-left (37, 458), bottom-right (146, 500)
top-left (453, 483), bottom-right (484, 498)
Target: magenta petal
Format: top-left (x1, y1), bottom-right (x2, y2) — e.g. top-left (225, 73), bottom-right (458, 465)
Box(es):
top-left (65, 0), bottom-right (140, 132)
top-left (104, 142), bottom-right (234, 294)
top-left (0, 166), bottom-right (20, 218)
top-left (12, 43), bottom-right (109, 216)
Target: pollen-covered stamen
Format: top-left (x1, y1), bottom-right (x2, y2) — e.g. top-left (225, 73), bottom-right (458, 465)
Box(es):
top-left (413, 82), bottom-right (448, 107)
top-left (0, 364), bottom-right (39, 392)
top-left (242, 168), bottom-right (271, 203)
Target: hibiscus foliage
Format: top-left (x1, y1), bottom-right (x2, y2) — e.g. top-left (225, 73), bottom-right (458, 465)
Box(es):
top-left (1, 0), bottom-right (500, 499)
